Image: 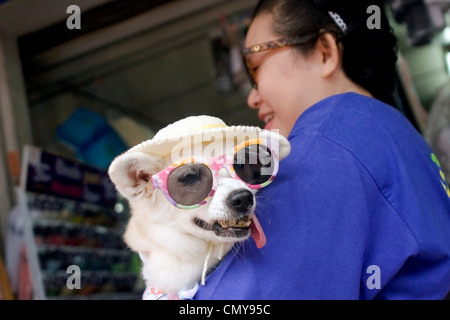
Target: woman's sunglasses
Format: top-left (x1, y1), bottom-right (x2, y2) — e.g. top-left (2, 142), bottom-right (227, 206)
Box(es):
top-left (242, 33), bottom-right (321, 89)
top-left (148, 139), bottom-right (280, 209)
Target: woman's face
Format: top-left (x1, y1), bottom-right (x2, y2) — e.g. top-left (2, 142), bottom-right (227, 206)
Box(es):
top-left (245, 13), bottom-right (324, 137)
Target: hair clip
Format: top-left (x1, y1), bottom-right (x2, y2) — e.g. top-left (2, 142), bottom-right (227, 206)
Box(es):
top-left (328, 11), bottom-right (347, 33)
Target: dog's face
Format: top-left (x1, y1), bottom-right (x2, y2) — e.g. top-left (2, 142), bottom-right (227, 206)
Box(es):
top-left (177, 170), bottom-right (257, 243)
top-left (108, 136), bottom-right (290, 251)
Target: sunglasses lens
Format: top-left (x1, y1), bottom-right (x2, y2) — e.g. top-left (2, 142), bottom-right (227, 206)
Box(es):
top-left (233, 144), bottom-right (274, 185)
top-left (167, 164), bottom-right (213, 206)
top-left (242, 56), bottom-right (257, 89)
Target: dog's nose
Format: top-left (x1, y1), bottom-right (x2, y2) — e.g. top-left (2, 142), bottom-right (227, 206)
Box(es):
top-left (227, 189), bottom-right (254, 214)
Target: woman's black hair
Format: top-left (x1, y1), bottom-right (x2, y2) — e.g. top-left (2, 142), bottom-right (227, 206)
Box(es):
top-left (251, 0), bottom-right (398, 106)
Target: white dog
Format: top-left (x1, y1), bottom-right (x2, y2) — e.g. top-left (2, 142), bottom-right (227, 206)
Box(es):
top-left (108, 116), bottom-right (290, 299)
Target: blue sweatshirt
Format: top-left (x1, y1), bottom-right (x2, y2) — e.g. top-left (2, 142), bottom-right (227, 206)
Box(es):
top-left (194, 93), bottom-right (450, 300)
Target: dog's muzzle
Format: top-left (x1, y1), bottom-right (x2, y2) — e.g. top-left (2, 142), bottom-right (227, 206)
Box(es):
top-left (193, 189), bottom-right (255, 238)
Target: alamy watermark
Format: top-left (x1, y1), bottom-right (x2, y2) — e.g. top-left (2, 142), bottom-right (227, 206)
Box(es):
top-left (366, 265), bottom-right (381, 290)
top-left (66, 265), bottom-right (81, 290)
top-left (65, 4), bottom-right (383, 31)
top-left (66, 5), bottom-right (81, 30)
top-left (63, 264), bottom-right (381, 292)
top-left (366, 5), bottom-right (382, 30)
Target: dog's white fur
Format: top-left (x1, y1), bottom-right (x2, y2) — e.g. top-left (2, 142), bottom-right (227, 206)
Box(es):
top-left (108, 136), bottom-right (290, 295)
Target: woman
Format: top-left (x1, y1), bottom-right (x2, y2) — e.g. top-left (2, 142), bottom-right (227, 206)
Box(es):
top-left (194, 0), bottom-right (450, 299)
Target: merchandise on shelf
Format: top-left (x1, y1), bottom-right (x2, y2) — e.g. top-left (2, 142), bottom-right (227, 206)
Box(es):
top-left (16, 145), bottom-right (143, 300)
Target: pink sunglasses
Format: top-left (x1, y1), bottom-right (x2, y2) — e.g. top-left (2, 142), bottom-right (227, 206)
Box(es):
top-left (148, 139), bottom-right (280, 209)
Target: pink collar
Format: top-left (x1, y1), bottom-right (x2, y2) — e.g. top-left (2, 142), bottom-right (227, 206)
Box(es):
top-left (142, 281), bottom-right (199, 300)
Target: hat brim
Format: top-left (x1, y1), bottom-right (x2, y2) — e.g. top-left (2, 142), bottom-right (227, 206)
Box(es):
top-left (127, 125), bottom-right (281, 157)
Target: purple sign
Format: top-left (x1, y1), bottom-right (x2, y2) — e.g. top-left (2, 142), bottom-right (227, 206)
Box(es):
top-left (22, 145), bottom-right (117, 207)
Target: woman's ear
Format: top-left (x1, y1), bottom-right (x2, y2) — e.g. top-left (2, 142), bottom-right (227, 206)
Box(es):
top-left (316, 33), bottom-right (341, 79)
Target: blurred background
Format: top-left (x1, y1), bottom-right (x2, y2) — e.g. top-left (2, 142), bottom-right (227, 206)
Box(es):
top-left (0, 0), bottom-right (449, 299)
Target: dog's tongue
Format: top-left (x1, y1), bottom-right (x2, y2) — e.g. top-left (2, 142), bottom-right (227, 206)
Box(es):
top-left (250, 214), bottom-right (266, 249)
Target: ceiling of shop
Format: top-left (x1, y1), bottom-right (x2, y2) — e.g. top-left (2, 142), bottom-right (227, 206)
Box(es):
top-left (0, 0), bottom-right (262, 160)
top-left (0, 0), bottom-right (112, 37)
top-left (3, 0), bottom-right (261, 140)
top-left (18, 0), bottom-right (177, 60)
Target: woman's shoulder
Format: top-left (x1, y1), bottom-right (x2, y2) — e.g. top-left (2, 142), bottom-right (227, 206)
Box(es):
top-left (287, 92), bottom-right (436, 189)
top-left (291, 92), bottom-right (421, 158)
top-left (299, 92), bottom-right (407, 129)
top-left (292, 93), bottom-right (404, 135)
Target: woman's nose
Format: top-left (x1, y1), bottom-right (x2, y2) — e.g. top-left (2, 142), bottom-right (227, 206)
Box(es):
top-left (247, 88), bottom-right (260, 109)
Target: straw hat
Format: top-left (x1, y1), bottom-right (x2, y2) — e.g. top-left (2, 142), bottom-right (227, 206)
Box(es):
top-left (126, 115), bottom-right (287, 158)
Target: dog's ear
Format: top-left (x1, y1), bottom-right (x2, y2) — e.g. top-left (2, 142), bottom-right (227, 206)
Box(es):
top-left (277, 135), bottom-right (291, 160)
top-left (261, 131), bottom-right (291, 160)
top-left (108, 152), bottom-right (163, 201)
